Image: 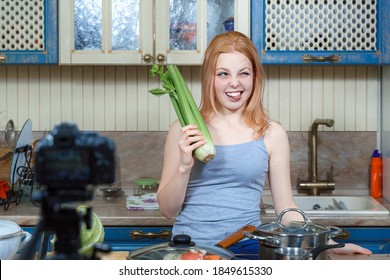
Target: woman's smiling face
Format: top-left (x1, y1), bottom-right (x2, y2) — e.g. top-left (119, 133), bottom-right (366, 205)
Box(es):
top-left (214, 50), bottom-right (254, 113)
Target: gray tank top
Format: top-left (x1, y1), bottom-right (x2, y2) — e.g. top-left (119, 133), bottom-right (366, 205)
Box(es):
top-left (172, 137), bottom-right (269, 245)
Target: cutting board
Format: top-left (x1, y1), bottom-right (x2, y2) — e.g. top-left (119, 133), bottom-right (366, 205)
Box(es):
top-left (98, 251), bottom-right (129, 260)
top-left (9, 119), bottom-right (32, 185)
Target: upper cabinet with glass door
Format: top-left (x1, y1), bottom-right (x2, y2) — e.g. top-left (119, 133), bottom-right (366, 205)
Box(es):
top-left (157, 0), bottom-right (250, 65)
top-left (59, 0), bottom-right (250, 65)
top-left (59, 0), bottom-right (150, 64)
top-left (251, 0), bottom-right (390, 65)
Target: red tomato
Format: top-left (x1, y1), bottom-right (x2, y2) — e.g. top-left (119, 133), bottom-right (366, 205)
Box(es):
top-left (180, 251), bottom-right (203, 260)
top-left (203, 254), bottom-right (222, 260)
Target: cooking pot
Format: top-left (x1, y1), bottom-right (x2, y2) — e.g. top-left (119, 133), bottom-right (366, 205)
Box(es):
top-left (128, 224), bottom-right (255, 260)
top-left (275, 243), bottom-right (345, 260)
top-left (244, 208), bottom-right (342, 260)
top-left (0, 220), bottom-right (32, 260)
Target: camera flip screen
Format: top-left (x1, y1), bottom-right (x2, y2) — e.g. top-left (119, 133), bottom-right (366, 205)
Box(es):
top-left (43, 149), bottom-right (92, 184)
top-left (34, 122), bottom-right (116, 186)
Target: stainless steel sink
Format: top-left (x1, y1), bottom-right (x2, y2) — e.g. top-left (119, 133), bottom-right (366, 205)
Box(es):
top-left (262, 195), bottom-right (389, 215)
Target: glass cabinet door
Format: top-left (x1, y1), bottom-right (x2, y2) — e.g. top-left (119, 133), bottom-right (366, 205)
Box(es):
top-left (73, 0), bottom-right (140, 51)
top-left (59, 0), bottom-right (249, 65)
top-left (155, 0), bottom-right (249, 65)
top-left (60, 0), bottom-right (153, 64)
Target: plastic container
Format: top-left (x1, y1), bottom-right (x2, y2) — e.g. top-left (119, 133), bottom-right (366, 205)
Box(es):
top-left (223, 17), bottom-right (234, 31)
top-left (370, 150), bottom-right (382, 198)
top-left (133, 178), bottom-right (158, 196)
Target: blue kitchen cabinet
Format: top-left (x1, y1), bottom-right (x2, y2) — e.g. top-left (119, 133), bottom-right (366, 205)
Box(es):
top-left (20, 226), bottom-right (172, 258)
top-left (251, 0), bottom-right (390, 65)
top-left (19, 227), bottom-right (54, 259)
top-left (103, 227), bottom-right (172, 252)
top-left (21, 226), bottom-right (390, 257)
top-left (0, 0), bottom-right (58, 64)
top-left (21, 227), bottom-right (41, 253)
top-left (334, 227), bottom-right (390, 254)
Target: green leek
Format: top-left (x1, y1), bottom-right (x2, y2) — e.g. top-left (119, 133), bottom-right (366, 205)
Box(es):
top-left (149, 64), bottom-right (215, 163)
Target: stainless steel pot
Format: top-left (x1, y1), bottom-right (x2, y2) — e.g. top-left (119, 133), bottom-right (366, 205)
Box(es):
top-left (275, 243), bottom-right (345, 260)
top-left (244, 208), bottom-right (342, 260)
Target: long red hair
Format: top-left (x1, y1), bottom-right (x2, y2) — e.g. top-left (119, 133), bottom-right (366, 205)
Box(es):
top-left (200, 31), bottom-right (269, 137)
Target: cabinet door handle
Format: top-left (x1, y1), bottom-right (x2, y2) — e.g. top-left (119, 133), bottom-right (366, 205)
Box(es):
top-left (156, 53), bottom-right (166, 64)
top-left (130, 229), bottom-right (172, 239)
top-left (142, 53), bottom-right (154, 63)
top-left (333, 230), bottom-right (351, 240)
top-left (0, 54), bottom-right (7, 63)
top-left (301, 54), bottom-right (341, 63)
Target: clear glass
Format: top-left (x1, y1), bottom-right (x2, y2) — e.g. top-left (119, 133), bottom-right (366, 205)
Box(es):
top-left (169, 0), bottom-right (198, 50)
top-left (112, 0), bottom-right (139, 50)
top-left (207, 0), bottom-right (234, 44)
top-left (74, 0), bottom-right (140, 51)
top-left (74, 0), bottom-right (102, 50)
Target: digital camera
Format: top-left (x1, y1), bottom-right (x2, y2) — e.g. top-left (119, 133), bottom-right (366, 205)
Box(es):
top-left (34, 123), bottom-right (116, 188)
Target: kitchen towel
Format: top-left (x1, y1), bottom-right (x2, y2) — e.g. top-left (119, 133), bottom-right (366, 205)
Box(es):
top-left (126, 193), bottom-right (159, 211)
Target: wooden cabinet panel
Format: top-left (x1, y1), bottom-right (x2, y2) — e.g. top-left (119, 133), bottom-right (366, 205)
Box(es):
top-left (334, 227), bottom-right (390, 254)
top-left (103, 227), bottom-right (172, 252)
top-left (251, 0), bottom-right (390, 65)
top-left (0, 0), bottom-right (58, 64)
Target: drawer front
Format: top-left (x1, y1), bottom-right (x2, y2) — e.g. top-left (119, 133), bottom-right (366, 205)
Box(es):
top-left (103, 227), bottom-right (172, 252)
top-left (334, 227), bottom-right (390, 254)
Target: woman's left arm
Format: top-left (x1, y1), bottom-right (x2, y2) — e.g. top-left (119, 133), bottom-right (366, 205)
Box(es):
top-left (264, 121), bottom-right (299, 218)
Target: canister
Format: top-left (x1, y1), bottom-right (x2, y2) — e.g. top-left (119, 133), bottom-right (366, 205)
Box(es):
top-left (133, 178), bottom-right (158, 196)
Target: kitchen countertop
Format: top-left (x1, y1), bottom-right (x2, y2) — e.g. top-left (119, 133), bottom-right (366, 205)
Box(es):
top-left (1, 193), bottom-right (390, 227)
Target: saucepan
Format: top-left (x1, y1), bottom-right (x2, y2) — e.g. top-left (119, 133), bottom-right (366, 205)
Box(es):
top-left (275, 243), bottom-right (345, 260)
top-left (0, 220), bottom-right (32, 260)
top-left (244, 208), bottom-right (343, 260)
top-left (128, 224), bottom-right (255, 260)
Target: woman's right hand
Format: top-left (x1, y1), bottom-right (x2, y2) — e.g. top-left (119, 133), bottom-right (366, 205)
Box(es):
top-left (178, 124), bottom-right (206, 170)
top-left (157, 124), bottom-right (205, 218)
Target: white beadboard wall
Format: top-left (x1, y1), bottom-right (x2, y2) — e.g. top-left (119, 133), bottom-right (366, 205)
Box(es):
top-left (0, 65), bottom-right (378, 132)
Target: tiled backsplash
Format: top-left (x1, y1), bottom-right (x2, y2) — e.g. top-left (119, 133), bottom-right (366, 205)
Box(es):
top-left (0, 131), bottom-right (373, 196)
top-left (288, 131), bottom-right (375, 195)
top-left (108, 130), bottom-right (375, 195)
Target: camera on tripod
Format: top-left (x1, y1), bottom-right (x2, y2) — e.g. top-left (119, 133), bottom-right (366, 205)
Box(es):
top-left (21, 122), bottom-right (116, 260)
top-left (34, 122), bottom-right (116, 190)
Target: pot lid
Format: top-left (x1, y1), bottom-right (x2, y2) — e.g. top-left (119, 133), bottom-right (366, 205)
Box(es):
top-left (256, 208), bottom-right (331, 236)
top-left (0, 220), bottom-right (23, 239)
top-left (128, 234), bottom-right (233, 260)
top-left (255, 220), bottom-right (330, 236)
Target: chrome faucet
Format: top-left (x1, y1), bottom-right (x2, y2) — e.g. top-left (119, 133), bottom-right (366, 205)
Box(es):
top-left (297, 118), bottom-right (335, 196)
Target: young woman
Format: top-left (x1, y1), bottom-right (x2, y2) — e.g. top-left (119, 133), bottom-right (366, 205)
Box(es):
top-left (157, 31), bottom-right (371, 258)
